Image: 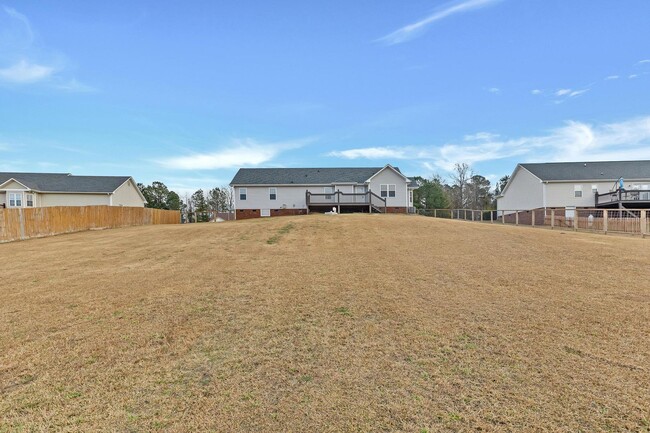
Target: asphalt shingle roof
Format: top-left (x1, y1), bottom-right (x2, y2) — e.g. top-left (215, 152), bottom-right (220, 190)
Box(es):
top-left (0, 172), bottom-right (131, 193)
top-left (230, 167), bottom-right (404, 185)
top-left (520, 161), bottom-right (650, 181)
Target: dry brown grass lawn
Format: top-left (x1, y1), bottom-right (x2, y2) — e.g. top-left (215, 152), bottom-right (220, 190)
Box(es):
top-left (1, 214), bottom-right (649, 432)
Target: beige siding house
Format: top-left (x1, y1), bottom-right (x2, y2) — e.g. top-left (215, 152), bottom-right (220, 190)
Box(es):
top-left (0, 172), bottom-right (146, 209)
top-left (230, 165), bottom-right (418, 219)
top-left (497, 161), bottom-right (650, 212)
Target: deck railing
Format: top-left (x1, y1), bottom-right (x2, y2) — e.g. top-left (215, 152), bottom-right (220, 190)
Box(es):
top-left (306, 190), bottom-right (387, 212)
top-left (595, 188), bottom-right (650, 206)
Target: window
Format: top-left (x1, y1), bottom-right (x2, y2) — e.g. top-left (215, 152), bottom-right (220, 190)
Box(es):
top-left (324, 186), bottom-right (334, 199)
top-left (26, 194), bottom-right (34, 207)
top-left (269, 187), bottom-right (277, 200)
top-left (239, 188), bottom-right (247, 200)
top-left (8, 192), bottom-right (22, 207)
top-left (591, 185), bottom-right (598, 194)
top-left (409, 190), bottom-right (413, 204)
top-left (380, 184), bottom-right (396, 198)
top-left (574, 185), bottom-right (583, 198)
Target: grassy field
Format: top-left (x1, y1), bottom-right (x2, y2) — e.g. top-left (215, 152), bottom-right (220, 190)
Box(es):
top-left (1, 214), bottom-right (649, 432)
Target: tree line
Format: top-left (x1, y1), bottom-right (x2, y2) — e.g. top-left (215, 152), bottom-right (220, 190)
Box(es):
top-left (137, 182), bottom-right (233, 222)
top-left (413, 163), bottom-right (510, 210)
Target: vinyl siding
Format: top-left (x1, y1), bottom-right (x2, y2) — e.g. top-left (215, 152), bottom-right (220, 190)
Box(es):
top-left (39, 193), bottom-right (110, 207)
top-left (367, 168), bottom-right (408, 207)
top-left (235, 185), bottom-right (321, 210)
top-left (111, 179), bottom-right (146, 207)
top-left (0, 180), bottom-right (28, 190)
top-left (497, 167), bottom-right (544, 210)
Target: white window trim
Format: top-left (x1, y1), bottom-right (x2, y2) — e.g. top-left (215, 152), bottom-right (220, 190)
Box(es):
top-left (591, 184), bottom-right (598, 194)
top-left (261, 209), bottom-right (271, 217)
top-left (25, 193), bottom-right (34, 207)
top-left (7, 191), bottom-right (24, 208)
top-left (324, 186), bottom-right (334, 199)
top-left (239, 187), bottom-right (247, 201)
top-left (380, 184), bottom-right (396, 198)
top-left (269, 187), bottom-right (277, 200)
top-left (574, 185), bottom-right (583, 198)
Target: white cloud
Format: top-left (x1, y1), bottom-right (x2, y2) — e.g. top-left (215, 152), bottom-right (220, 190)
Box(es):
top-left (569, 89), bottom-right (589, 97)
top-left (377, 0), bottom-right (503, 45)
top-left (639, 59), bottom-right (650, 64)
top-left (55, 79), bottom-right (96, 93)
top-left (330, 116), bottom-right (650, 173)
top-left (531, 89), bottom-right (542, 95)
top-left (329, 147), bottom-right (408, 160)
top-left (2, 6), bottom-right (34, 42)
top-left (464, 132), bottom-right (500, 141)
top-left (0, 59), bottom-right (55, 83)
top-left (555, 89), bottom-right (572, 96)
top-left (629, 74), bottom-right (639, 79)
top-left (156, 138), bottom-right (312, 170)
top-left (487, 87), bottom-right (500, 94)
top-left (605, 75), bottom-right (619, 80)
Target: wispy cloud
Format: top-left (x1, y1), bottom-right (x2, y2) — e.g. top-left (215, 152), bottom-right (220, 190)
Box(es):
top-left (377, 0), bottom-right (503, 45)
top-left (329, 116), bottom-right (650, 172)
top-left (156, 138), bottom-right (313, 170)
top-left (605, 75), bottom-right (619, 80)
top-left (0, 59), bottom-right (55, 83)
top-left (0, 7), bottom-right (93, 91)
top-left (487, 87), bottom-right (500, 94)
top-left (639, 59), bottom-right (650, 64)
top-left (328, 147), bottom-right (408, 160)
top-left (629, 74), bottom-right (639, 79)
top-left (531, 89), bottom-right (542, 95)
top-left (555, 89), bottom-right (572, 96)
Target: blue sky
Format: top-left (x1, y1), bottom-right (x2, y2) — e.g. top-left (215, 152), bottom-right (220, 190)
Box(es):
top-left (1, 0), bottom-right (650, 193)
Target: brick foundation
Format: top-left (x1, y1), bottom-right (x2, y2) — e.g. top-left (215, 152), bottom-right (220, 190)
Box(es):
top-left (236, 208), bottom-right (306, 220)
top-left (384, 207), bottom-right (407, 214)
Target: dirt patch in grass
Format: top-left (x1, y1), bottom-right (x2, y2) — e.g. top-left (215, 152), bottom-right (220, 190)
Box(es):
top-left (1, 214), bottom-right (649, 431)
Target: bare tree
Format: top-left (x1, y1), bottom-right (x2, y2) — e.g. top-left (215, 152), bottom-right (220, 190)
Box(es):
top-left (450, 163), bottom-right (472, 208)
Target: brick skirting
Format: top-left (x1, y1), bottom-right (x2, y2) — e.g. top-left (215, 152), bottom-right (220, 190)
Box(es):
top-left (385, 207), bottom-right (407, 213)
top-left (236, 208), bottom-right (306, 220)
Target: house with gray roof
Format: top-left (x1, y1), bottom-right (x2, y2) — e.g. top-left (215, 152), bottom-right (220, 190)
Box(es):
top-left (497, 160), bottom-right (650, 212)
top-left (0, 172), bottom-right (146, 209)
top-left (229, 164), bottom-right (418, 219)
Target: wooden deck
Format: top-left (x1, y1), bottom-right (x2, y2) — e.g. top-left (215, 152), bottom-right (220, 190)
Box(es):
top-left (595, 188), bottom-right (650, 209)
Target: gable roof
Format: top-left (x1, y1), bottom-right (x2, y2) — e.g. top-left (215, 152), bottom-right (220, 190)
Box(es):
top-left (520, 160), bottom-right (650, 182)
top-left (230, 167), bottom-right (407, 185)
top-left (0, 172), bottom-right (137, 194)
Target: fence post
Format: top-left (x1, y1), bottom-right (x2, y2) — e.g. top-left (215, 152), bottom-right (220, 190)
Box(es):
top-left (490, 211), bottom-right (493, 223)
top-left (515, 211), bottom-right (519, 225)
top-left (434, 208), bottom-right (437, 218)
top-left (603, 209), bottom-right (608, 234)
top-left (551, 209), bottom-right (555, 229)
top-left (501, 211), bottom-right (505, 224)
top-left (471, 210), bottom-right (475, 221)
top-left (641, 210), bottom-right (647, 238)
top-left (532, 210), bottom-right (535, 227)
top-left (480, 210), bottom-right (483, 222)
top-left (574, 210), bottom-right (579, 231)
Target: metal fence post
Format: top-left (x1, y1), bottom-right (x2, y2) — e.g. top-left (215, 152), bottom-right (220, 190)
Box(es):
top-left (603, 209), bottom-right (608, 234)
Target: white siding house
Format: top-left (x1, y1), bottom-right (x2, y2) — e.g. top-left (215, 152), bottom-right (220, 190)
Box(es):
top-left (230, 165), bottom-right (418, 219)
top-left (0, 172), bottom-right (146, 209)
top-left (497, 161), bottom-right (650, 211)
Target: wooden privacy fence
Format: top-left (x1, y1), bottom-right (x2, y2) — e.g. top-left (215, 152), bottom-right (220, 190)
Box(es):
top-left (418, 208), bottom-right (650, 237)
top-left (0, 205), bottom-right (180, 242)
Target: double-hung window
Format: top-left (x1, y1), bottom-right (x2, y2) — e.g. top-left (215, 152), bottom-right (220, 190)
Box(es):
top-left (26, 193), bottom-right (34, 207)
top-left (324, 186), bottom-right (334, 200)
top-left (239, 188), bottom-right (247, 200)
top-left (269, 187), bottom-right (277, 200)
top-left (8, 192), bottom-right (22, 207)
top-left (380, 184), bottom-right (396, 198)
